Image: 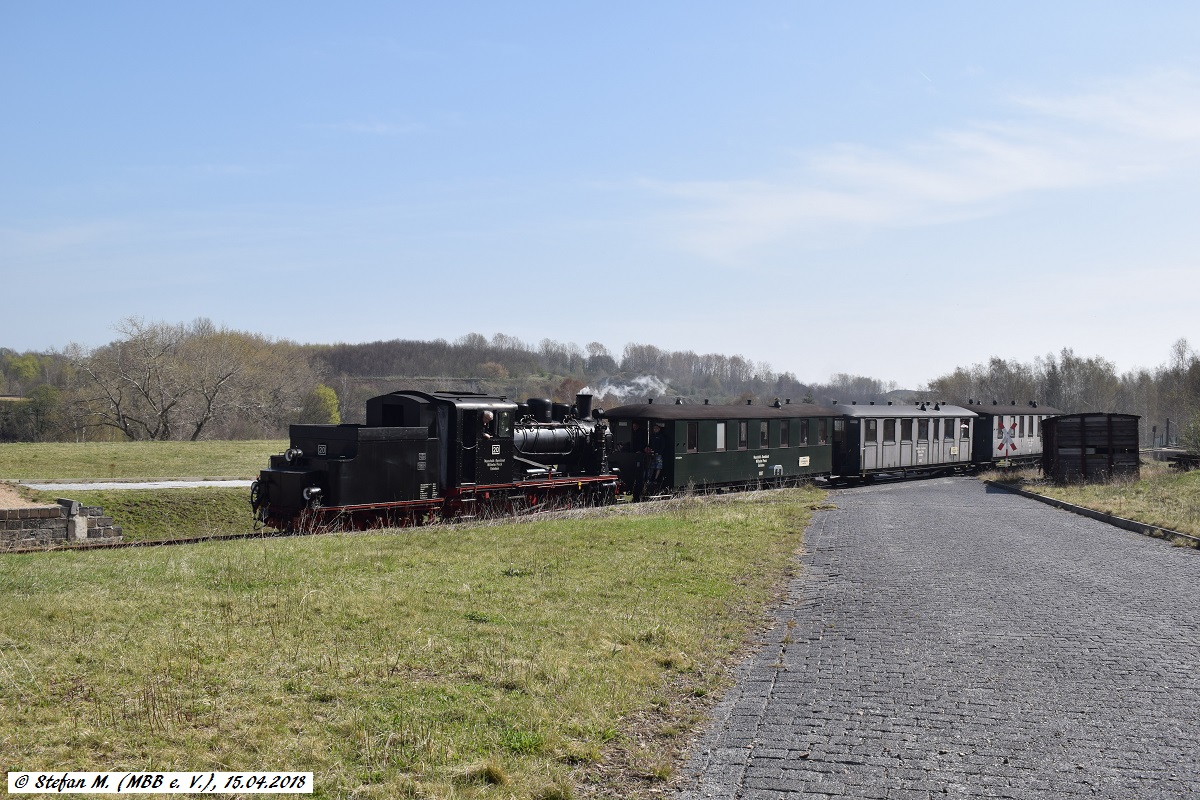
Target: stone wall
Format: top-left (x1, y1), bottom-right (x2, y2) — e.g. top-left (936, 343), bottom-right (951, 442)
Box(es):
top-left (0, 499), bottom-right (122, 550)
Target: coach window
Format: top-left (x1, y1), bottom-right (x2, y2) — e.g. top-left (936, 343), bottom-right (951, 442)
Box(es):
top-left (918, 418), bottom-right (929, 440)
top-left (865, 418), bottom-right (878, 443)
top-left (759, 421), bottom-right (769, 449)
top-left (780, 420), bottom-right (790, 447)
top-left (818, 418), bottom-right (828, 445)
top-left (798, 419), bottom-right (809, 446)
top-left (1037, 416), bottom-right (1043, 437)
top-left (738, 421), bottom-right (748, 450)
top-left (883, 419), bottom-right (896, 443)
top-left (959, 419), bottom-right (970, 439)
top-left (997, 416), bottom-right (1005, 435)
top-left (901, 419), bottom-right (913, 441)
top-left (687, 422), bottom-right (699, 453)
top-left (1019, 416), bottom-right (1025, 437)
top-left (715, 422), bottom-right (726, 452)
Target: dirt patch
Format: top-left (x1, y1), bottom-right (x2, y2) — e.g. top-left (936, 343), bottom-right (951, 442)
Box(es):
top-left (0, 481), bottom-right (54, 509)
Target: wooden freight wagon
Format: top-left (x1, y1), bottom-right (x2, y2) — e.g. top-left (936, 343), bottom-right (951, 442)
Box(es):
top-left (1041, 413), bottom-right (1140, 484)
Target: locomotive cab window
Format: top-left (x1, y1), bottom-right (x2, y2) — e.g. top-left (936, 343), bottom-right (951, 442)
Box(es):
top-left (496, 411), bottom-right (512, 438)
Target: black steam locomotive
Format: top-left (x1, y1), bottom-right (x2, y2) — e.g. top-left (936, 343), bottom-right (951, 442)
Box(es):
top-left (251, 390), bottom-right (616, 531)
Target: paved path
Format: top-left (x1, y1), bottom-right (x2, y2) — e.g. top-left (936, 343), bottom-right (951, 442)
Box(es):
top-left (19, 479), bottom-right (252, 491)
top-left (678, 477), bottom-right (1200, 799)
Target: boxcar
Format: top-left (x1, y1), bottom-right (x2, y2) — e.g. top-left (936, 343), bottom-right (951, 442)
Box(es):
top-left (603, 399), bottom-right (835, 497)
top-left (1041, 412), bottom-right (1141, 484)
top-left (830, 402), bottom-right (978, 479)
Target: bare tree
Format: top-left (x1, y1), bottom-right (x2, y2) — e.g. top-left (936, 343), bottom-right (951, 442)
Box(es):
top-left (67, 318), bottom-right (314, 440)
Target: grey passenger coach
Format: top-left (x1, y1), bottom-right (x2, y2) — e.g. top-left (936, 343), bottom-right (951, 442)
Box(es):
top-left (831, 402), bottom-right (978, 479)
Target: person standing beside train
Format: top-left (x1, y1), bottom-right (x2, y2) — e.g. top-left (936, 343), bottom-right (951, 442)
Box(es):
top-left (648, 423), bottom-right (668, 483)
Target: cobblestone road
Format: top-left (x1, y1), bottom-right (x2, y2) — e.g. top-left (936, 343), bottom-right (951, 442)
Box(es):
top-left (678, 477), bottom-right (1200, 799)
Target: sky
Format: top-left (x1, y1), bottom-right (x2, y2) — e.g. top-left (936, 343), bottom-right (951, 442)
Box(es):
top-left (3, 2), bottom-right (1200, 388)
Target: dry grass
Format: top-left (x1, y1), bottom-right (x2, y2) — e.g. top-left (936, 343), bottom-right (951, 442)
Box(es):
top-left (0, 486), bottom-right (824, 799)
top-left (983, 461), bottom-right (1200, 540)
top-left (0, 440), bottom-right (285, 480)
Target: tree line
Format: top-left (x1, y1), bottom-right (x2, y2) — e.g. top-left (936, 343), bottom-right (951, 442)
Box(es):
top-left (2, 320), bottom-right (1198, 451)
top-left (924, 342), bottom-right (1200, 450)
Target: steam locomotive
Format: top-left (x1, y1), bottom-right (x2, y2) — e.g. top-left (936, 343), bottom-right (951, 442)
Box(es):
top-left (251, 389), bottom-right (616, 531)
top-left (251, 388), bottom-right (1063, 531)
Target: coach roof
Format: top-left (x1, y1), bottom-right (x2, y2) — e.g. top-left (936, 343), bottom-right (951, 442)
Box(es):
top-left (603, 401), bottom-right (833, 420)
top-left (832, 403), bottom-right (977, 419)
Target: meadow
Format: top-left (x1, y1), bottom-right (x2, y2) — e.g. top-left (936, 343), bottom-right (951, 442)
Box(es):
top-left (0, 440), bottom-right (285, 480)
top-left (0, 487), bottom-right (823, 799)
top-left (983, 460), bottom-right (1200, 540)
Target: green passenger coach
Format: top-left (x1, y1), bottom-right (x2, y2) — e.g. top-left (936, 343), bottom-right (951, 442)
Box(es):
top-left (602, 399), bottom-right (834, 497)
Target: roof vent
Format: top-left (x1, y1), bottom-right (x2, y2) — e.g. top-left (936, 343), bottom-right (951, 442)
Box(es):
top-left (887, 401), bottom-right (893, 406)
top-left (675, 398), bottom-right (683, 405)
top-left (1031, 401), bottom-right (1038, 408)
top-left (785, 398), bottom-right (791, 404)
top-left (934, 403), bottom-right (941, 411)
top-left (852, 401), bottom-right (857, 405)
top-left (704, 398), bottom-right (710, 405)
top-left (1011, 400), bottom-right (1016, 405)
top-left (772, 399), bottom-right (781, 408)
top-left (992, 400), bottom-right (998, 405)
top-left (746, 399), bottom-right (753, 405)
top-left (647, 398), bottom-right (653, 404)
top-left (869, 401), bottom-right (875, 405)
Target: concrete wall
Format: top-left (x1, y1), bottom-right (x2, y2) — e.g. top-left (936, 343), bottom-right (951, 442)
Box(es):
top-left (0, 499), bottom-right (122, 550)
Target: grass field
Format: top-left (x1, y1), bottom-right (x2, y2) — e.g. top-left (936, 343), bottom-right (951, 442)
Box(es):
top-left (0, 487), bottom-right (823, 799)
top-left (23, 487), bottom-right (254, 542)
top-left (983, 460), bottom-right (1200, 540)
top-left (0, 440), bottom-right (286, 480)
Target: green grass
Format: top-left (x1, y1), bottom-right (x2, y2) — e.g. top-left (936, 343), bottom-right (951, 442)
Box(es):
top-left (0, 487), bottom-right (823, 798)
top-left (25, 487), bottom-right (254, 542)
top-left (983, 461), bottom-right (1200, 540)
top-left (0, 440), bottom-right (286, 480)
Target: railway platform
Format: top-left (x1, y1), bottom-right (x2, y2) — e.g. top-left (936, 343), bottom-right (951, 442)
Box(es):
top-left (677, 477), bottom-right (1200, 799)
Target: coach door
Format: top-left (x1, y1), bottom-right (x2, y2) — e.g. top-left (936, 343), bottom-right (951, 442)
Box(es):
top-left (861, 418), bottom-right (879, 471)
top-left (898, 418), bottom-right (914, 467)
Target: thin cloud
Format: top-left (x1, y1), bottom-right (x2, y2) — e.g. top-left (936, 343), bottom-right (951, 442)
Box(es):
top-left (647, 70), bottom-right (1200, 262)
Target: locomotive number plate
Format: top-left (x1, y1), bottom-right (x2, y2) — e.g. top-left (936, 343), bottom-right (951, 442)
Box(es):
top-left (317, 444), bottom-right (327, 456)
top-left (492, 444), bottom-right (501, 455)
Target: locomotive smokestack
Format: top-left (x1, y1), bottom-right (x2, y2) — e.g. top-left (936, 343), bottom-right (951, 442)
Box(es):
top-left (575, 392), bottom-right (594, 419)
